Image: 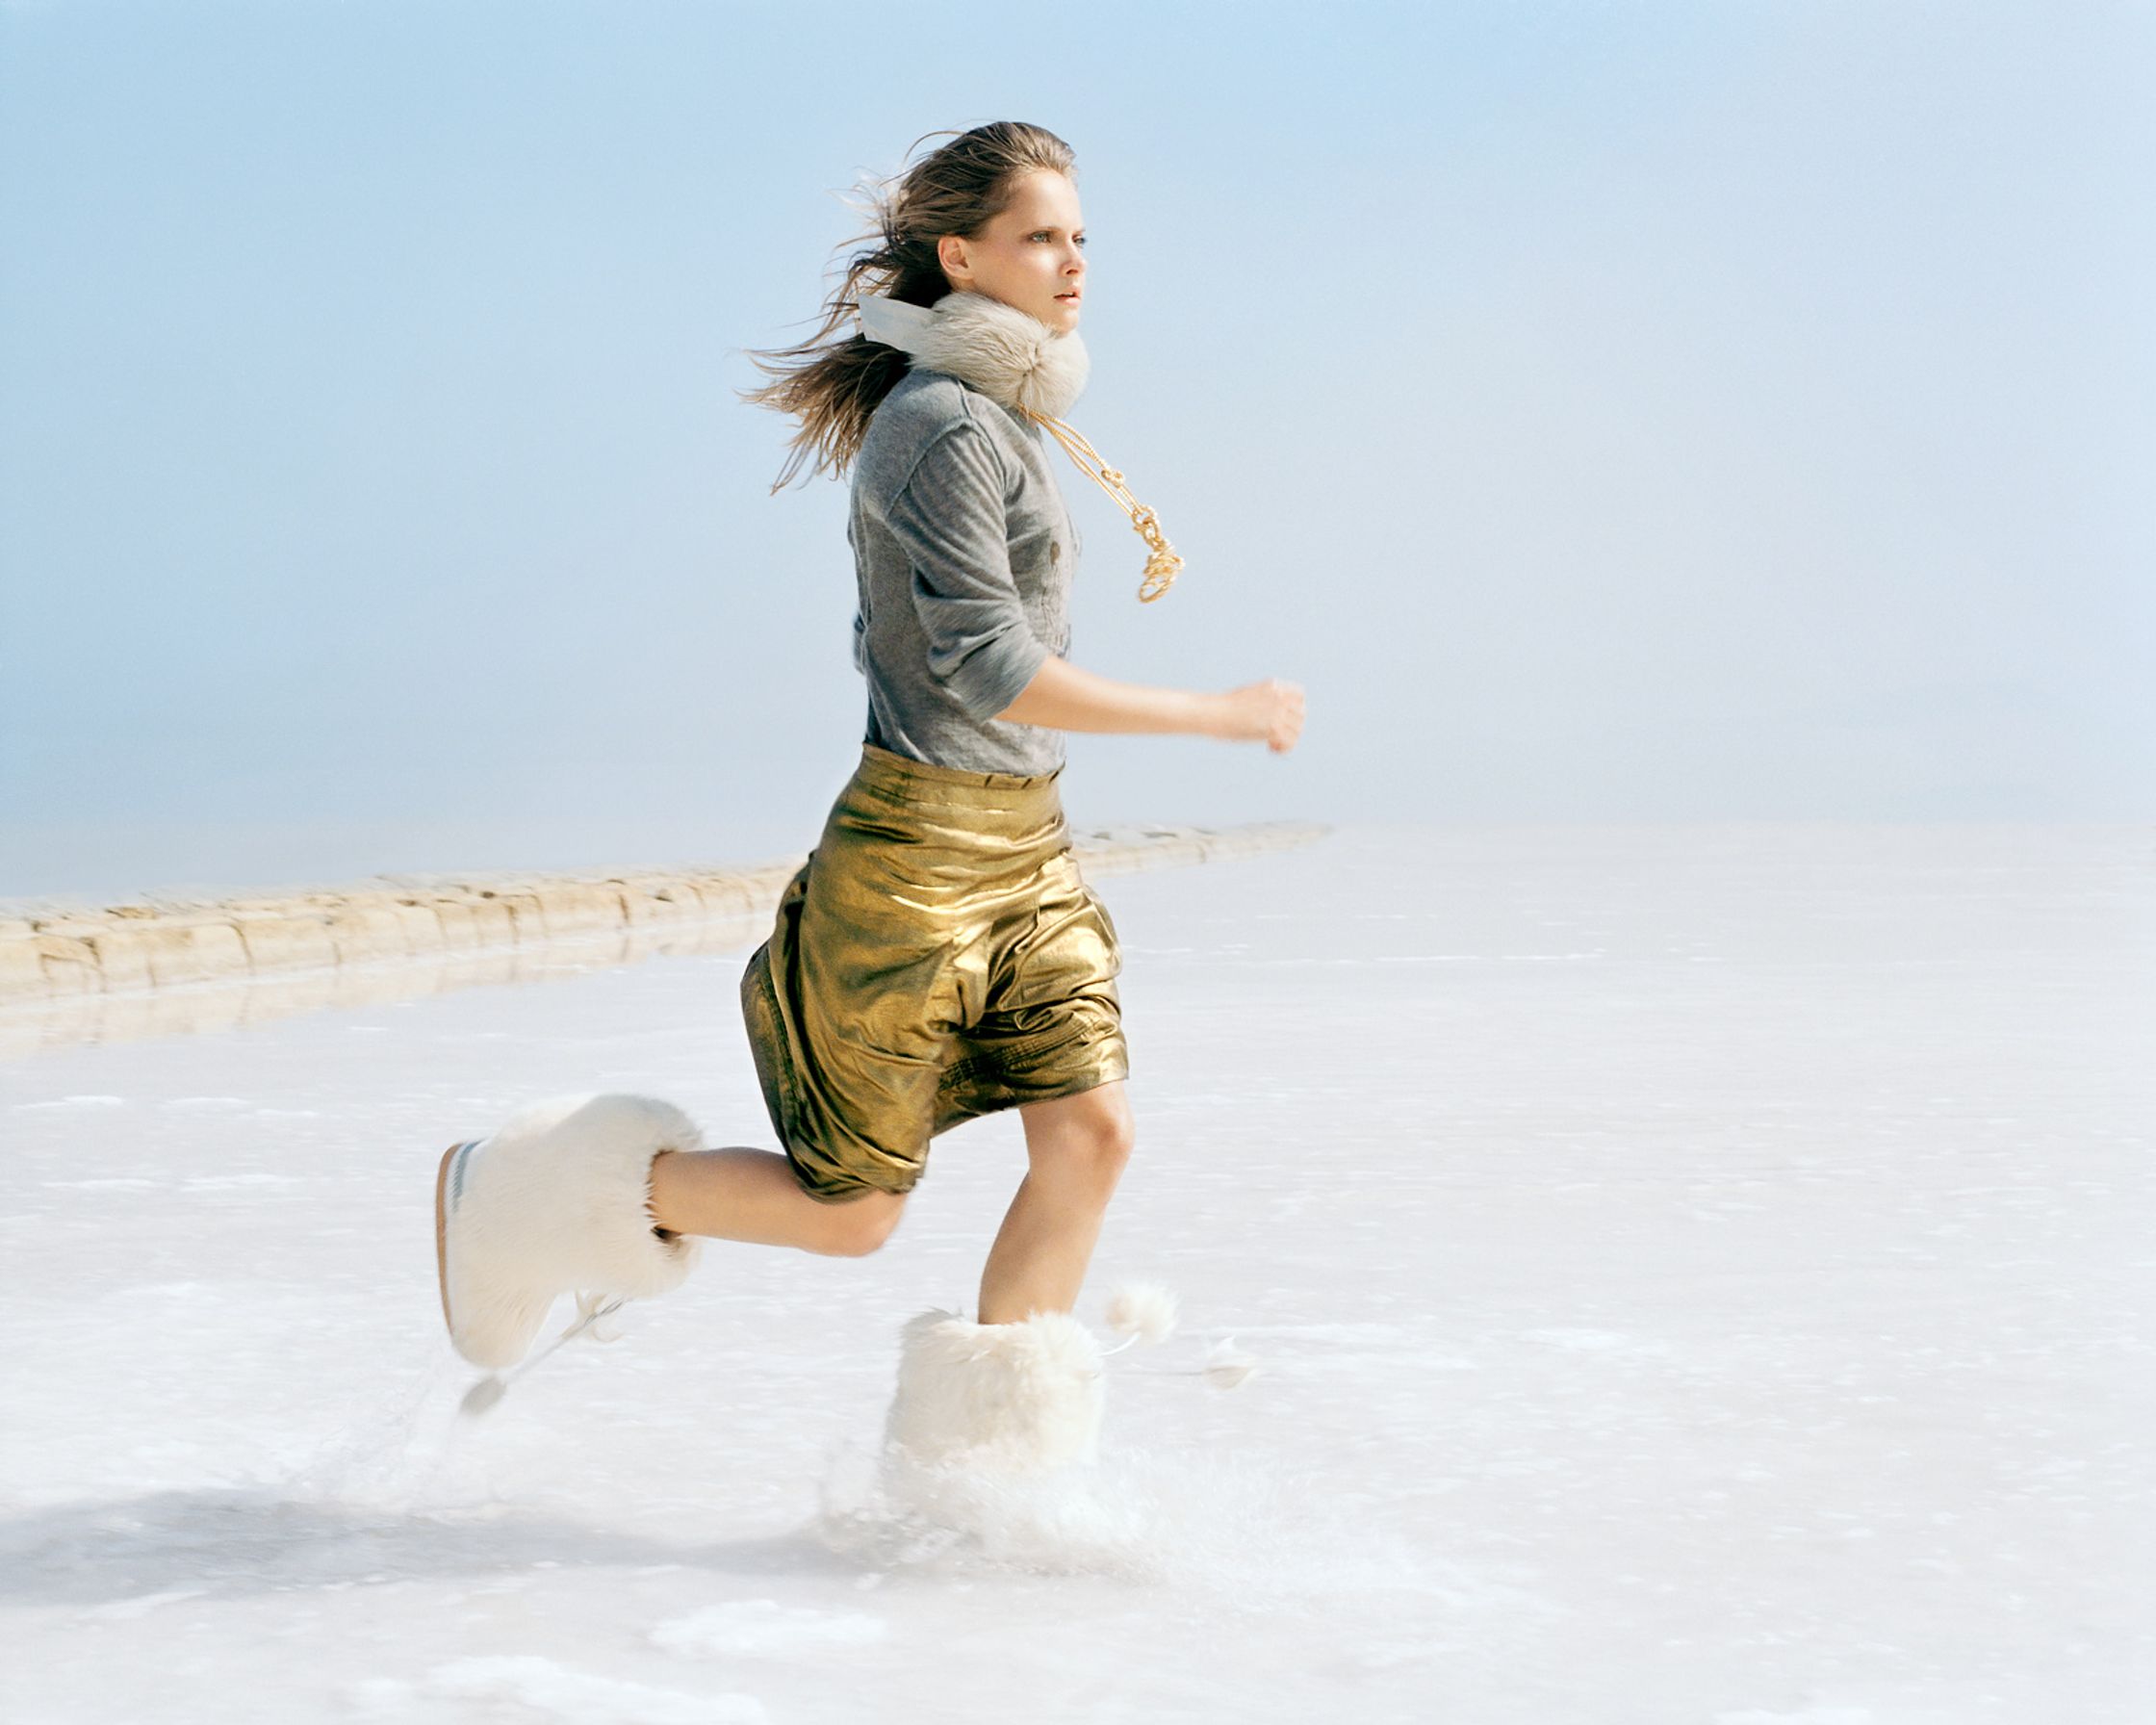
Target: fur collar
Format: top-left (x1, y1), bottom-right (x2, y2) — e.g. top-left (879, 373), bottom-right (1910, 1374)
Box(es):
top-left (857, 289), bottom-right (1090, 420)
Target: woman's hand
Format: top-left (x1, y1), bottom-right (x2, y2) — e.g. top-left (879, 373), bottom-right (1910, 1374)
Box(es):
top-left (1211, 679), bottom-right (1305, 754)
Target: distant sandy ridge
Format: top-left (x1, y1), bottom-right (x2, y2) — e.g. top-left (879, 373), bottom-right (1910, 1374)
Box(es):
top-left (0, 821), bottom-right (1326, 1056)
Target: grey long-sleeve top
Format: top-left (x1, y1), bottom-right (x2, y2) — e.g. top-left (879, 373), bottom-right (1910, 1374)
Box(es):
top-left (848, 367), bottom-right (1081, 777)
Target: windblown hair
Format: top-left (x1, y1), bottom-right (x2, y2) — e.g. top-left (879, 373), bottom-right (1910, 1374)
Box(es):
top-left (740, 120), bottom-right (1077, 492)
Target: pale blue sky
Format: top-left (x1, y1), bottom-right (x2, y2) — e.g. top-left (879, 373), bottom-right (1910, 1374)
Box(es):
top-left (2, 1), bottom-right (2149, 896)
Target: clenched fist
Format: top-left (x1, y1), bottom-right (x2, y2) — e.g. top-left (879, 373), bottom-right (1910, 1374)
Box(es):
top-left (1214, 679), bottom-right (1305, 754)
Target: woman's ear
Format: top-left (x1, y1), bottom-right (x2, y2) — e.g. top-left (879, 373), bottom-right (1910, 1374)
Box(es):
top-left (936, 233), bottom-right (970, 288)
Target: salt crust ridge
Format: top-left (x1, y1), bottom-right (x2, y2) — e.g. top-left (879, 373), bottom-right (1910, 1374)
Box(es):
top-left (0, 821), bottom-right (1327, 1055)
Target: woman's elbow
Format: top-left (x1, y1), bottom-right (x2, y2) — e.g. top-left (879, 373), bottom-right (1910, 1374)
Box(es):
top-left (958, 644), bottom-right (1053, 725)
top-left (988, 672), bottom-right (1048, 725)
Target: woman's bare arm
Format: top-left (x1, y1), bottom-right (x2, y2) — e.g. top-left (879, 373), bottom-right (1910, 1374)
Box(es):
top-left (993, 655), bottom-right (1305, 754)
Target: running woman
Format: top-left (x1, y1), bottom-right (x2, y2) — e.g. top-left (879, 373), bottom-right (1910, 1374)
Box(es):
top-left (434, 120), bottom-right (1303, 1466)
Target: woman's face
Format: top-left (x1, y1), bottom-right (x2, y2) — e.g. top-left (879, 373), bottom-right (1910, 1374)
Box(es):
top-left (937, 169), bottom-right (1087, 333)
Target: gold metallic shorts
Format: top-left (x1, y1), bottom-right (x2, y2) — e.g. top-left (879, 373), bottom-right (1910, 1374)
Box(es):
top-left (741, 743), bottom-right (1129, 1203)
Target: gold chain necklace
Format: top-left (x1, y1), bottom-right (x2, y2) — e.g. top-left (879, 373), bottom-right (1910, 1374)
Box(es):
top-left (1018, 408), bottom-right (1184, 603)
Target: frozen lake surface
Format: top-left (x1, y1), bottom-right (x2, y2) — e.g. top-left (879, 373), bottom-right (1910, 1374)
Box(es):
top-left (3, 824), bottom-right (2150, 1724)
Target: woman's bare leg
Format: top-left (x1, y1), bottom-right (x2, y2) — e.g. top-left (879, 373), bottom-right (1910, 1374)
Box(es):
top-left (978, 1081), bottom-right (1135, 1324)
top-left (647, 1147), bottom-right (904, 1256)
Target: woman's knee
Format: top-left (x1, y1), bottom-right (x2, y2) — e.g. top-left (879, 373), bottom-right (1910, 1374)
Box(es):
top-left (1093, 1111), bottom-right (1136, 1175)
top-left (817, 1189), bottom-right (906, 1257)
top-left (1035, 1098), bottom-right (1135, 1189)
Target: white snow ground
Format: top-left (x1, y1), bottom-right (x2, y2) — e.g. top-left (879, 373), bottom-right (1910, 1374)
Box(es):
top-left (2, 824), bottom-right (2150, 1725)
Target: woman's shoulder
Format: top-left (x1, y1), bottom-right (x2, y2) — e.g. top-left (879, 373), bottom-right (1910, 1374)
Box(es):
top-left (865, 369), bottom-right (994, 444)
top-left (859, 370), bottom-right (1017, 478)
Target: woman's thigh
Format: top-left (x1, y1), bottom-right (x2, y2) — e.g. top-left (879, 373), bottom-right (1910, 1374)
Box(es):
top-left (934, 851), bottom-right (1129, 1131)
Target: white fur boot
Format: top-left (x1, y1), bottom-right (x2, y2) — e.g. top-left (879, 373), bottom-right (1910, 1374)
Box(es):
top-left (882, 1308), bottom-right (1106, 1477)
top-left (433, 1093), bottom-right (702, 1371)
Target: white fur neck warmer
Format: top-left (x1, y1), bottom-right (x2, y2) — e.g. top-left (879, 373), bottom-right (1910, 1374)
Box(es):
top-left (857, 289), bottom-right (1090, 420)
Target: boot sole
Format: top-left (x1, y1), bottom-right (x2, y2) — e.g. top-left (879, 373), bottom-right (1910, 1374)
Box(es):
top-left (434, 1141), bottom-right (459, 1338)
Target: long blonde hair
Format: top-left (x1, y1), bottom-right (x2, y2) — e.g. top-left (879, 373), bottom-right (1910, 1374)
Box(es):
top-left (739, 120), bottom-right (1077, 492)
